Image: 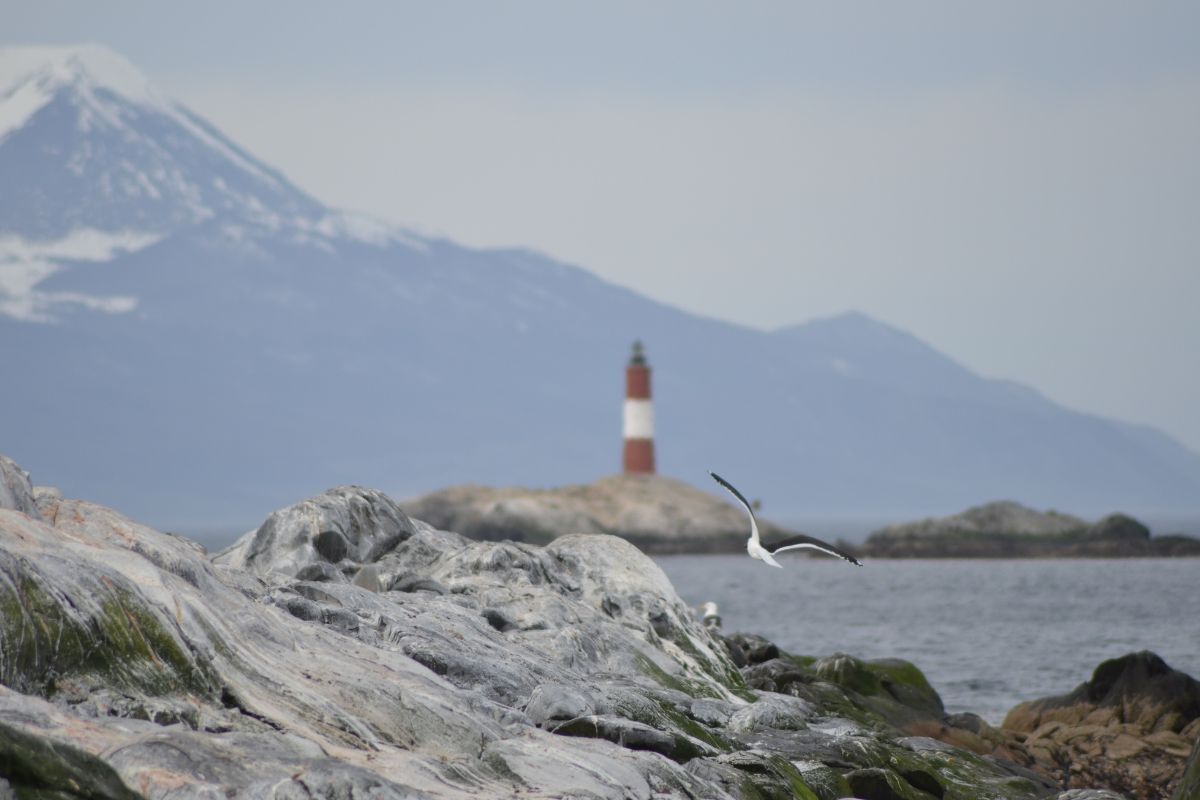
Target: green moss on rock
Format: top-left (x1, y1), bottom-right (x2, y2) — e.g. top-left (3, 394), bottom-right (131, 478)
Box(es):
top-left (633, 652), bottom-right (726, 700)
top-left (716, 751), bottom-right (821, 800)
top-left (846, 766), bottom-right (940, 800)
top-left (0, 573), bottom-right (216, 700)
top-left (792, 760), bottom-right (854, 800)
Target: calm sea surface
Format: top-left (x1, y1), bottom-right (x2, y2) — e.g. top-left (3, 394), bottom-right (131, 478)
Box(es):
top-left (655, 556), bottom-right (1200, 724)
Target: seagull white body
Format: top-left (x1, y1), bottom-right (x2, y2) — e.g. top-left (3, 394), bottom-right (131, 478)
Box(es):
top-left (709, 471), bottom-right (862, 568)
top-left (698, 601), bottom-right (722, 630)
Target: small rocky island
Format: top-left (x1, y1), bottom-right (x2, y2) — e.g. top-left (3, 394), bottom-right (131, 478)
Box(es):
top-left (2, 453), bottom-right (1199, 799)
top-left (402, 473), bottom-right (795, 554)
top-left (859, 501), bottom-right (1200, 559)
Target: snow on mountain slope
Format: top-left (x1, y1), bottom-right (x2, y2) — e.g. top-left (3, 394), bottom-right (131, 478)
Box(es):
top-left (0, 228), bottom-right (158, 320)
top-left (0, 45), bottom-right (430, 321)
top-left (0, 45), bottom-right (324, 241)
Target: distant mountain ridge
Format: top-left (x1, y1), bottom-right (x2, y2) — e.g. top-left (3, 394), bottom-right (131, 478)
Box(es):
top-left (3, 44), bottom-right (1200, 533)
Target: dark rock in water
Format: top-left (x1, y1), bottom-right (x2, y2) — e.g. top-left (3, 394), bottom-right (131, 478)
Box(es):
top-left (1003, 651), bottom-right (1200, 800)
top-left (1006, 651), bottom-right (1200, 735)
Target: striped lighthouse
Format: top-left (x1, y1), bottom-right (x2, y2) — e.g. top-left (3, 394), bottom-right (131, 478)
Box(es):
top-left (622, 341), bottom-right (656, 474)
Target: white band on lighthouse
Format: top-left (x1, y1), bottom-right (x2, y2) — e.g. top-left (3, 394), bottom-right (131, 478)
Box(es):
top-left (623, 399), bottom-right (654, 439)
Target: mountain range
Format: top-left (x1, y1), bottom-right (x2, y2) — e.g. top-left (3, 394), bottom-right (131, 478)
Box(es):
top-left (3, 44), bottom-right (1199, 539)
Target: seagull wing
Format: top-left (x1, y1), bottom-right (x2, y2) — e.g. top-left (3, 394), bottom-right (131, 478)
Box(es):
top-left (767, 533), bottom-right (862, 566)
top-left (709, 471), bottom-right (761, 546)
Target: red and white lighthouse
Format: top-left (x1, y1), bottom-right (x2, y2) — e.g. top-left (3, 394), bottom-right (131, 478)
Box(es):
top-left (622, 341), bottom-right (656, 474)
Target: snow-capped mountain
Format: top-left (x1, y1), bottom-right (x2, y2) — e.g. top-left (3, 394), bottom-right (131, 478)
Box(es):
top-left (3, 44), bottom-right (1199, 536)
top-left (0, 45), bottom-right (322, 237)
top-left (0, 45), bottom-right (415, 321)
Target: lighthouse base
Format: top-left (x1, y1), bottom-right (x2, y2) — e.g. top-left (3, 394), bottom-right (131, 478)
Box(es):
top-left (622, 438), bottom-right (655, 474)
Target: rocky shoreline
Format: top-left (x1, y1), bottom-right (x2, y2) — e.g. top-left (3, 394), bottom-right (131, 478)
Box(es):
top-left (2, 453), bottom-right (1198, 799)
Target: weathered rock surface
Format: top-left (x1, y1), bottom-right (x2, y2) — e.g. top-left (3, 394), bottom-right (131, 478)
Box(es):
top-left (1173, 736), bottom-right (1200, 800)
top-left (0, 454), bottom-right (39, 520)
top-left (862, 501), bottom-right (1200, 558)
top-left (401, 473), bottom-right (800, 554)
top-left (0, 453), bottom-right (1164, 799)
top-left (1002, 652), bottom-right (1200, 799)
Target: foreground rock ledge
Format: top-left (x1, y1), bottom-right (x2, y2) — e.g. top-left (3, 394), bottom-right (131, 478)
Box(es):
top-left (0, 458), bottom-right (1182, 799)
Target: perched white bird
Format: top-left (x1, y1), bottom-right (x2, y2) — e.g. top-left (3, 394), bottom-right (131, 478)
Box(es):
top-left (709, 471), bottom-right (862, 568)
top-left (698, 600), bottom-right (722, 630)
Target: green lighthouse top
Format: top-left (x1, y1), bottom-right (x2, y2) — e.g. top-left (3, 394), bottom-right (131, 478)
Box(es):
top-left (629, 340), bottom-right (647, 366)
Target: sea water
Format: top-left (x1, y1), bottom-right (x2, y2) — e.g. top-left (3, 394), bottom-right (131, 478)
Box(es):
top-left (655, 555), bottom-right (1200, 723)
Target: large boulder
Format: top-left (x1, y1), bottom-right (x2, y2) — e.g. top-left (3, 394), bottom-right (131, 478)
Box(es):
top-left (1004, 651), bottom-right (1200, 799)
top-left (216, 484), bottom-right (418, 579)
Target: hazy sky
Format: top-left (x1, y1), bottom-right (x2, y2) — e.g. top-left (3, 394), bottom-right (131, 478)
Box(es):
top-left (6, 2), bottom-right (1200, 449)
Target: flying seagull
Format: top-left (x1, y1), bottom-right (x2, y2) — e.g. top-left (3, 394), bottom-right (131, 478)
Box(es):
top-left (709, 471), bottom-right (862, 568)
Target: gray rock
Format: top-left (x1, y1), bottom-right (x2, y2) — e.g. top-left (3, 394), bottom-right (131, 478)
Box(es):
top-left (0, 455), bottom-right (39, 519)
top-left (217, 484), bottom-right (417, 577)
top-left (727, 694), bottom-right (815, 734)
top-left (525, 684), bottom-right (596, 725)
top-left (352, 563), bottom-right (382, 592)
top-left (550, 715), bottom-right (680, 758)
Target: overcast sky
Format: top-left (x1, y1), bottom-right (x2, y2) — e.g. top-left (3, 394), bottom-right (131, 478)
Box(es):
top-left (6, 1), bottom-right (1200, 449)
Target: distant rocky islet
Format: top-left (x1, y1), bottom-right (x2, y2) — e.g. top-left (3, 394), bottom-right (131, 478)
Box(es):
top-left (401, 473), bottom-right (783, 554)
top-left (403, 478), bottom-right (1200, 559)
top-left (3, 452), bottom-right (1200, 799)
top-left (857, 501), bottom-right (1200, 559)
